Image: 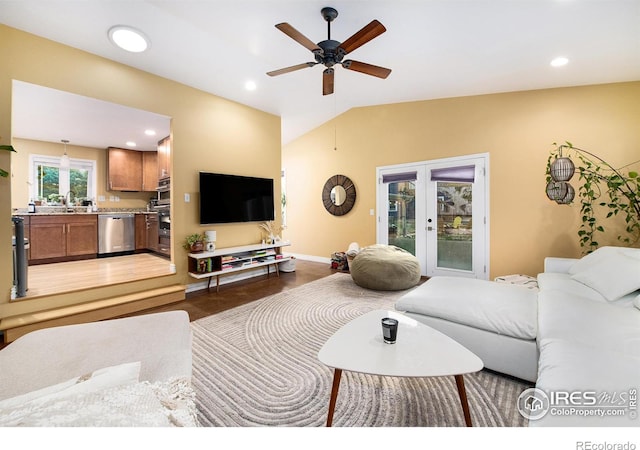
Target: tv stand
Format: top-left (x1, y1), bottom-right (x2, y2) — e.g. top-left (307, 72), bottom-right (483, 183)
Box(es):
top-left (187, 241), bottom-right (292, 292)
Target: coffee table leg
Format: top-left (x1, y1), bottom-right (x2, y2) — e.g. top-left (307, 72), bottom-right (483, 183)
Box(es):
top-left (455, 374), bottom-right (472, 427)
top-left (326, 368), bottom-right (342, 427)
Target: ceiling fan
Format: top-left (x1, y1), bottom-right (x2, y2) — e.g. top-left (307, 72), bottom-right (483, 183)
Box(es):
top-left (267, 7), bottom-right (392, 95)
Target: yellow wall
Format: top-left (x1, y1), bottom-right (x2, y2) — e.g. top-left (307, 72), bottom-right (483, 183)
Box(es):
top-left (11, 138), bottom-right (154, 210)
top-left (0, 25), bottom-right (281, 314)
top-left (282, 82), bottom-right (640, 278)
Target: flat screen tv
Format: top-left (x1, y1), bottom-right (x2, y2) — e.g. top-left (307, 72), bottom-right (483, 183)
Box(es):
top-left (199, 172), bottom-right (275, 224)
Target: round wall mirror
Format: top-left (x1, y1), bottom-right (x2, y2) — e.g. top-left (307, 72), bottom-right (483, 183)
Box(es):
top-left (322, 174), bottom-right (356, 216)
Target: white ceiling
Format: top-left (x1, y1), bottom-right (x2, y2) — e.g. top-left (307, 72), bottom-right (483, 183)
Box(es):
top-left (12, 80), bottom-right (171, 151)
top-left (2, 0), bottom-right (640, 147)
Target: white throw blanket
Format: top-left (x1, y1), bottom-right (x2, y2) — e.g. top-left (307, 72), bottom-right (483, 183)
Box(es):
top-left (0, 378), bottom-right (199, 427)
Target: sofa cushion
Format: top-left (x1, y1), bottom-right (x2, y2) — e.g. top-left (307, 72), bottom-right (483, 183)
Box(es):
top-left (570, 250), bottom-right (640, 301)
top-left (538, 291), bottom-right (640, 357)
top-left (395, 276), bottom-right (538, 340)
top-left (568, 246), bottom-right (640, 275)
top-left (533, 338), bottom-right (640, 427)
top-left (0, 361), bottom-right (141, 410)
top-left (536, 272), bottom-right (606, 302)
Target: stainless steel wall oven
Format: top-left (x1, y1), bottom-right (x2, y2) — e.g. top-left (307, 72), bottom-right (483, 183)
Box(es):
top-left (156, 177), bottom-right (170, 205)
top-left (154, 204), bottom-right (171, 257)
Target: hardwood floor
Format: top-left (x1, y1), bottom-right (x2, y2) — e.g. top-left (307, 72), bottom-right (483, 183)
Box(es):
top-left (120, 259), bottom-right (335, 322)
top-left (0, 260), bottom-right (334, 350)
top-left (25, 253), bottom-right (174, 298)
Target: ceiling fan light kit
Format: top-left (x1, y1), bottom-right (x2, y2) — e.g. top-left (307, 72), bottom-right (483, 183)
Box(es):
top-left (267, 7), bottom-right (392, 95)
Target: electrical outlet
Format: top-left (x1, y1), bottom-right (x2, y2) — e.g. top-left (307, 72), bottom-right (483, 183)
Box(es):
top-left (370, 209), bottom-right (375, 216)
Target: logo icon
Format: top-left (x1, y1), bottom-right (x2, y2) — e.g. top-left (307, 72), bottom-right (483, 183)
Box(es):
top-left (517, 388), bottom-right (550, 420)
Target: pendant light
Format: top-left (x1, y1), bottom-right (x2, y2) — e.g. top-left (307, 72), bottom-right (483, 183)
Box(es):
top-left (60, 139), bottom-right (70, 169)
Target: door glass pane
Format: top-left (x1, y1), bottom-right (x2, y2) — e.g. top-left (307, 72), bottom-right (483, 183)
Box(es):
top-left (388, 180), bottom-right (416, 255)
top-left (436, 181), bottom-right (472, 271)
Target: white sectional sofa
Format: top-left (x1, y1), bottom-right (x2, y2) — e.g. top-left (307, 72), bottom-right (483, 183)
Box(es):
top-left (0, 311), bottom-right (198, 426)
top-left (533, 247), bottom-right (640, 426)
top-left (396, 246), bottom-right (640, 426)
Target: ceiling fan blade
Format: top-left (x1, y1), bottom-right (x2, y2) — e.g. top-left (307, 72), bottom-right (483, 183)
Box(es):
top-left (342, 60), bottom-right (391, 79)
top-left (323, 68), bottom-right (334, 96)
top-left (275, 23), bottom-right (322, 53)
top-left (267, 62), bottom-right (316, 77)
top-left (338, 20), bottom-right (386, 55)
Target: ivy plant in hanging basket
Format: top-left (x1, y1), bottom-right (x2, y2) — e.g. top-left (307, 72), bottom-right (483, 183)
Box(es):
top-left (546, 141), bottom-right (640, 252)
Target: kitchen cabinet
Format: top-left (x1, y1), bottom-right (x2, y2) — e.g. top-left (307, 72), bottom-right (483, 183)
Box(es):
top-left (29, 215), bottom-right (98, 263)
top-left (107, 147), bottom-right (142, 191)
top-left (142, 151), bottom-right (158, 191)
top-left (157, 136), bottom-right (171, 180)
top-left (107, 147), bottom-right (158, 192)
top-left (158, 236), bottom-right (170, 257)
top-left (135, 214), bottom-right (147, 250)
top-left (146, 213), bottom-right (159, 252)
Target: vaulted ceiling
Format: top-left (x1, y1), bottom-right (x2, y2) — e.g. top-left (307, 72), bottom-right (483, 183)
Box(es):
top-left (2, 1), bottom-right (639, 146)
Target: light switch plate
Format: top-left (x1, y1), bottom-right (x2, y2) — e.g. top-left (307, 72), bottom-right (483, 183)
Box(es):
top-left (184, 193), bottom-right (190, 203)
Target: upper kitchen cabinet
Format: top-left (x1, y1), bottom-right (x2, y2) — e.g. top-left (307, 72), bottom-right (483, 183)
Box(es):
top-left (107, 147), bottom-right (158, 192)
top-left (142, 151), bottom-right (158, 191)
top-left (157, 136), bottom-right (171, 181)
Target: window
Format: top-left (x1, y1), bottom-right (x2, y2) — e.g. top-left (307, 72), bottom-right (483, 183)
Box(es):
top-left (30, 154), bottom-right (97, 204)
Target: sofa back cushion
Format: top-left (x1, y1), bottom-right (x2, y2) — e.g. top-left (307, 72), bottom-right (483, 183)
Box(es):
top-left (569, 246), bottom-right (640, 274)
top-left (570, 249), bottom-right (640, 301)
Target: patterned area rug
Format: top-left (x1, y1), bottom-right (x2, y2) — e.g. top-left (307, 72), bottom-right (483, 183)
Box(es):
top-left (191, 273), bottom-right (530, 427)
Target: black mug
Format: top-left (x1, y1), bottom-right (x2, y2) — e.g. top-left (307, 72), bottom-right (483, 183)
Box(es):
top-left (381, 318), bottom-right (398, 344)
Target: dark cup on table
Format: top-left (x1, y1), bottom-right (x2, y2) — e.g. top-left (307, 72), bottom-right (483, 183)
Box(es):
top-left (381, 318), bottom-right (398, 344)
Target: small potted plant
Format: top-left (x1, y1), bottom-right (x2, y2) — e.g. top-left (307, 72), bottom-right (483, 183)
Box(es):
top-left (183, 233), bottom-right (207, 253)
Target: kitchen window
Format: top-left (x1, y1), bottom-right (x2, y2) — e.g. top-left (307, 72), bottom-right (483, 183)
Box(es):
top-left (30, 154), bottom-right (97, 204)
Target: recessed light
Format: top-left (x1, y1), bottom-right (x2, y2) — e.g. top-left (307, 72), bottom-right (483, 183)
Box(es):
top-left (144, 129), bottom-right (156, 136)
top-left (108, 25), bottom-right (150, 53)
top-left (126, 141), bottom-right (137, 147)
top-left (550, 57), bottom-right (569, 67)
top-left (245, 80), bottom-right (257, 91)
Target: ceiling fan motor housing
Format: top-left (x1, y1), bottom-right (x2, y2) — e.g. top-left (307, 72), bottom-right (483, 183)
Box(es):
top-left (315, 40), bottom-right (344, 67)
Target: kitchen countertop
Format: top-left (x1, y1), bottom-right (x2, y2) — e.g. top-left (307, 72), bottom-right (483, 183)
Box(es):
top-left (12, 208), bottom-right (158, 216)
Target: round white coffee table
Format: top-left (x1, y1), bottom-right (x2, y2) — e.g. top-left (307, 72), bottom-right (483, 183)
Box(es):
top-left (318, 309), bottom-right (484, 426)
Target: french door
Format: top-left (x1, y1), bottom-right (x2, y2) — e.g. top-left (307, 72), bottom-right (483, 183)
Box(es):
top-left (377, 154), bottom-right (489, 279)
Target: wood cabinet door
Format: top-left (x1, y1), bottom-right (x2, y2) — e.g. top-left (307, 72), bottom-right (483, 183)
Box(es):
top-left (30, 223), bottom-right (66, 260)
top-left (135, 214), bottom-right (147, 249)
top-left (142, 151), bottom-right (158, 192)
top-left (158, 236), bottom-right (170, 256)
top-left (157, 136), bottom-right (171, 180)
top-left (108, 147), bottom-right (142, 191)
top-left (146, 216), bottom-right (159, 251)
top-left (66, 219), bottom-right (98, 256)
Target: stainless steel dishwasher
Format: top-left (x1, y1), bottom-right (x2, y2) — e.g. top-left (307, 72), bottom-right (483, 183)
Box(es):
top-left (98, 213), bottom-right (135, 256)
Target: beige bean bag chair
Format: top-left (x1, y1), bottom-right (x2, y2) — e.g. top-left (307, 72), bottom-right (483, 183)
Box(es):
top-left (350, 244), bottom-right (421, 291)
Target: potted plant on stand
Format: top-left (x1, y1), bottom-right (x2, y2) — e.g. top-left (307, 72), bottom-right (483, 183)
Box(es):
top-left (183, 233), bottom-right (207, 253)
